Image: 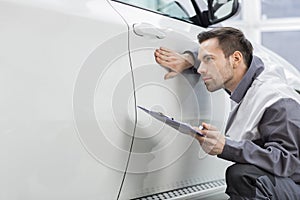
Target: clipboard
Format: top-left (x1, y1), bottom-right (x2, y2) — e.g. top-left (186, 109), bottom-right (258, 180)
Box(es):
top-left (137, 106), bottom-right (204, 137)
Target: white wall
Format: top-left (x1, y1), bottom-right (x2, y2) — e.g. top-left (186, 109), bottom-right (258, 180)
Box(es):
top-left (223, 0), bottom-right (300, 71)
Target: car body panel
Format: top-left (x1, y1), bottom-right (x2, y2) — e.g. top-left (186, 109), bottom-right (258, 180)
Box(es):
top-left (0, 0), bottom-right (299, 199)
top-left (109, 1), bottom-right (232, 199)
top-left (0, 0), bottom-right (135, 199)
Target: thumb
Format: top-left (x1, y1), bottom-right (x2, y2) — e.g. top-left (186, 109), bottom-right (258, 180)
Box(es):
top-left (164, 71), bottom-right (178, 80)
top-left (202, 122), bottom-right (218, 131)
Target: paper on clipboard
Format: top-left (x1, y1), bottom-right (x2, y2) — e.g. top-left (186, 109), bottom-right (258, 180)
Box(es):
top-left (137, 106), bottom-right (204, 137)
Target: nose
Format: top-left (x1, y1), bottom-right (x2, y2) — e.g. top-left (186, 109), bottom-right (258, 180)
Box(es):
top-left (197, 62), bottom-right (207, 75)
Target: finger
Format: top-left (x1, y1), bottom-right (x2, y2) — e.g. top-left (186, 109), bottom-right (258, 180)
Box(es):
top-left (159, 47), bottom-right (173, 53)
top-left (159, 47), bottom-right (176, 57)
top-left (164, 71), bottom-right (178, 80)
top-left (155, 51), bottom-right (171, 62)
top-left (194, 133), bottom-right (206, 145)
top-left (200, 129), bottom-right (209, 136)
top-left (154, 49), bottom-right (159, 57)
top-left (193, 126), bottom-right (205, 132)
top-left (202, 122), bottom-right (218, 131)
top-left (155, 56), bottom-right (171, 69)
top-left (192, 126), bottom-right (207, 138)
top-left (155, 48), bottom-right (170, 59)
top-left (203, 130), bottom-right (220, 139)
top-left (155, 50), bottom-right (164, 59)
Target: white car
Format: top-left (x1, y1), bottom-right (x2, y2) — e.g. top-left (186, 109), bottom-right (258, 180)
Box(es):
top-left (0, 0), bottom-right (299, 199)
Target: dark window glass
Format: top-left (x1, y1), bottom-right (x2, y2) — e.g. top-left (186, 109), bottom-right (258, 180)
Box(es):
top-left (262, 0), bottom-right (300, 19)
top-left (113, 0), bottom-right (195, 23)
top-left (262, 31), bottom-right (300, 71)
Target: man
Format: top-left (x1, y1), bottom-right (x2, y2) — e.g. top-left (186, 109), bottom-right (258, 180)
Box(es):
top-left (155, 27), bottom-right (300, 199)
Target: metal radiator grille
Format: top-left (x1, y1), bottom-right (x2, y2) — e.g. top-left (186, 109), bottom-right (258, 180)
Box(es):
top-left (130, 179), bottom-right (225, 200)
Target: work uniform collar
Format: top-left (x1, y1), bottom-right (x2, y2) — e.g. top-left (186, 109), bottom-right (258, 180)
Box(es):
top-left (230, 55), bottom-right (265, 103)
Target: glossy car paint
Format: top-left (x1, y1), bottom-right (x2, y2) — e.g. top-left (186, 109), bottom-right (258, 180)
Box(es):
top-left (1, 0), bottom-right (300, 199)
top-left (109, 1), bottom-right (231, 199)
top-left (0, 0), bottom-right (134, 199)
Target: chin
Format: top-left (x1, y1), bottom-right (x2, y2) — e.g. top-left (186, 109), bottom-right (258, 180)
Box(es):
top-left (206, 85), bottom-right (222, 92)
top-left (206, 87), bottom-right (216, 92)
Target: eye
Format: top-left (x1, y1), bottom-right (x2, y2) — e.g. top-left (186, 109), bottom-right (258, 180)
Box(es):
top-left (204, 56), bottom-right (213, 63)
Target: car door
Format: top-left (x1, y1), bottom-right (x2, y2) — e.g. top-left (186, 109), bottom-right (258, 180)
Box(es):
top-left (0, 1), bottom-right (135, 199)
top-left (109, 1), bottom-right (232, 199)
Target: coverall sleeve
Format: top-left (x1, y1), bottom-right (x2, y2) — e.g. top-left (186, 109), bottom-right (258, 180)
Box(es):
top-left (218, 98), bottom-right (300, 179)
top-left (183, 49), bottom-right (200, 69)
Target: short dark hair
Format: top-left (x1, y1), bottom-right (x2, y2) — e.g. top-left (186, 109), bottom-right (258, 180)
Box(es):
top-left (197, 27), bottom-right (253, 67)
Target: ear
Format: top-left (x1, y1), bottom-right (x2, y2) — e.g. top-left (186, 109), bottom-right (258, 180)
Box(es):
top-left (231, 51), bottom-right (243, 69)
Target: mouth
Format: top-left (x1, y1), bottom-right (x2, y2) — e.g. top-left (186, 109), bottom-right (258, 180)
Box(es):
top-left (202, 77), bottom-right (212, 82)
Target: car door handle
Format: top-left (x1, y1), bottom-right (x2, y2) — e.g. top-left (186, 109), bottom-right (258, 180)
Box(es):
top-left (133, 23), bottom-right (166, 39)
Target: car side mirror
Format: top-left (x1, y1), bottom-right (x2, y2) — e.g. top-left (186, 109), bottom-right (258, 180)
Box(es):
top-left (207, 0), bottom-right (239, 24)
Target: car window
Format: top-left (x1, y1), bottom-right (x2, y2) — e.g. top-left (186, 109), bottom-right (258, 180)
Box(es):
top-left (112, 0), bottom-right (197, 23)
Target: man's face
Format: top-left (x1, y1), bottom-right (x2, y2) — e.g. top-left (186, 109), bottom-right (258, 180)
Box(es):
top-left (197, 38), bottom-right (234, 92)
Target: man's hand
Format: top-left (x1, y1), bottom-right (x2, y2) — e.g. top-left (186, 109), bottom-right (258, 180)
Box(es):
top-left (193, 122), bottom-right (225, 156)
top-left (154, 47), bottom-right (195, 80)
